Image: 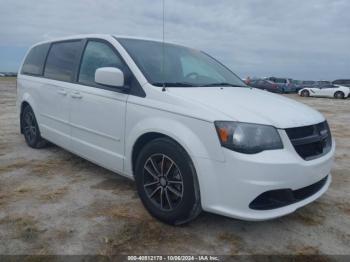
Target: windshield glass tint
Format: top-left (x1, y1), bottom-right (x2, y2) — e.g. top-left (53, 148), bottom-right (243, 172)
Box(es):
top-left (117, 38), bottom-right (246, 87)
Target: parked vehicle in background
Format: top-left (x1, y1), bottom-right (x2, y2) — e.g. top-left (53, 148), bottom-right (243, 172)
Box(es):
top-left (333, 79), bottom-right (350, 88)
top-left (265, 77), bottom-right (297, 93)
top-left (249, 79), bottom-right (281, 93)
top-left (291, 80), bottom-right (304, 92)
top-left (301, 80), bottom-right (316, 87)
top-left (299, 84), bottom-right (350, 99)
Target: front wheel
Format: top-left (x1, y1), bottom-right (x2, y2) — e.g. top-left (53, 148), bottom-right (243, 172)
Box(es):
top-left (135, 138), bottom-right (201, 225)
top-left (301, 90), bottom-right (310, 97)
top-left (334, 91), bottom-right (345, 99)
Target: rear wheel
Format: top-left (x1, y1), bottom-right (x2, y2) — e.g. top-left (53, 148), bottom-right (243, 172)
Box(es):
top-left (334, 91), bottom-right (345, 99)
top-left (135, 137), bottom-right (201, 225)
top-left (301, 90), bottom-right (310, 97)
top-left (21, 105), bottom-right (47, 148)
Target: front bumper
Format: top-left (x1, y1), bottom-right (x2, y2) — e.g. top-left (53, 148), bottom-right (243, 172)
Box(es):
top-left (194, 129), bottom-right (335, 221)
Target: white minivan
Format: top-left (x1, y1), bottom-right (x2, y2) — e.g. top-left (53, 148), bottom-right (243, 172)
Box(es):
top-left (17, 34), bottom-right (335, 225)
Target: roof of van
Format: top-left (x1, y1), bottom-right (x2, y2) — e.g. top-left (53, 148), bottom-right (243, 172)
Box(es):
top-left (30, 34), bottom-right (176, 48)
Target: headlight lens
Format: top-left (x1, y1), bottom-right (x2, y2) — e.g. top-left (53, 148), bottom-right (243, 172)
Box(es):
top-left (214, 121), bottom-right (283, 154)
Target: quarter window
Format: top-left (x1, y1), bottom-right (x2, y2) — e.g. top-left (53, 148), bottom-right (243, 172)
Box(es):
top-left (44, 41), bottom-right (82, 82)
top-left (21, 43), bottom-right (50, 76)
top-left (78, 41), bottom-right (125, 86)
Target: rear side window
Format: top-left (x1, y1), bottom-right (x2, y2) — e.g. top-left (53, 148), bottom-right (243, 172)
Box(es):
top-left (44, 41), bottom-right (82, 82)
top-left (78, 41), bottom-right (126, 86)
top-left (21, 43), bottom-right (50, 76)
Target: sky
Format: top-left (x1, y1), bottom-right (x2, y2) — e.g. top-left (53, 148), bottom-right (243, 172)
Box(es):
top-left (0, 0), bottom-right (349, 80)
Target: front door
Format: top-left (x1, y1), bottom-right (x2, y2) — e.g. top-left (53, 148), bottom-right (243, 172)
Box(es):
top-left (318, 85), bottom-right (335, 97)
top-left (69, 40), bottom-right (129, 173)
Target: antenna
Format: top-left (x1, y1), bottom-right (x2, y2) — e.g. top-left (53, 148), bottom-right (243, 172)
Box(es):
top-left (162, 0), bottom-right (166, 92)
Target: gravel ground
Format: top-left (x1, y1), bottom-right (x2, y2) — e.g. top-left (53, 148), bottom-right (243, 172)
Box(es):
top-left (0, 78), bottom-right (349, 255)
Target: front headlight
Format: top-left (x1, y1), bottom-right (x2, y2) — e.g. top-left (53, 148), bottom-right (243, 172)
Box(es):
top-left (214, 121), bottom-right (283, 154)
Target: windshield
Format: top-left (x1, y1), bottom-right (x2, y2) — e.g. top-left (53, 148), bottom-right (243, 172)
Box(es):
top-left (117, 38), bottom-right (246, 88)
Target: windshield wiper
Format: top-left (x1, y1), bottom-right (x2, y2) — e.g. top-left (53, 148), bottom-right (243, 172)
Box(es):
top-left (152, 82), bottom-right (247, 88)
top-left (152, 82), bottom-right (198, 87)
top-left (202, 82), bottom-right (246, 87)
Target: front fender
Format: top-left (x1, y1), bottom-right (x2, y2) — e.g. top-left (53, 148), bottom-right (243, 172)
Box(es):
top-left (124, 115), bottom-right (225, 177)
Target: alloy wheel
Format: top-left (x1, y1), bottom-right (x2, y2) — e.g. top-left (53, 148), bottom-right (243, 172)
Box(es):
top-left (335, 92), bottom-right (344, 99)
top-left (143, 154), bottom-right (184, 211)
top-left (23, 110), bottom-right (37, 144)
top-left (302, 90), bottom-right (309, 97)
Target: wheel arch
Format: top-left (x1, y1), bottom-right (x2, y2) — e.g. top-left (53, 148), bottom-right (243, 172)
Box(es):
top-left (129, 130), bottom-right (202, 178)
top-left (131, 132), bottom-right (168, 174)
top-left (19, 97), bottom-right (36, 134)
top-left (125, 117), bottom-right (224, 178)
top-left (301, 89), bottom-right (310, 96)
top-left (334, 90), bottom-right (345, 98)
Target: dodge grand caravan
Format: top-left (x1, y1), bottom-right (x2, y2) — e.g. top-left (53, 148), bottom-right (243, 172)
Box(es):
top-left (17, 34), bottom-right (335, 225)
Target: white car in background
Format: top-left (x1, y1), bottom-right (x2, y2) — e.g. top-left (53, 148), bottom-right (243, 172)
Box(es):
top-left (299, 84), bottom-right (350, 99)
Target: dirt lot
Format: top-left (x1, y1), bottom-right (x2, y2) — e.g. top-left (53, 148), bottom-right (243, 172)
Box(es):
top-left (0, 78), bottom-right (349, 255)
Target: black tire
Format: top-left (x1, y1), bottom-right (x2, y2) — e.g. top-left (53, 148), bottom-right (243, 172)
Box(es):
top-left (135, 137), bottom-right (201, 225)
top-left (21, 105), bottom-right (47, 148)
top-left (334, 91), bottom-right (345, 99)
top-left (301, 90), bottom-right (310, 97)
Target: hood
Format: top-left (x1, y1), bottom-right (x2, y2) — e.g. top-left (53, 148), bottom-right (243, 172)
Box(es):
top-left (167, 87), bottom-right (325, 129)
